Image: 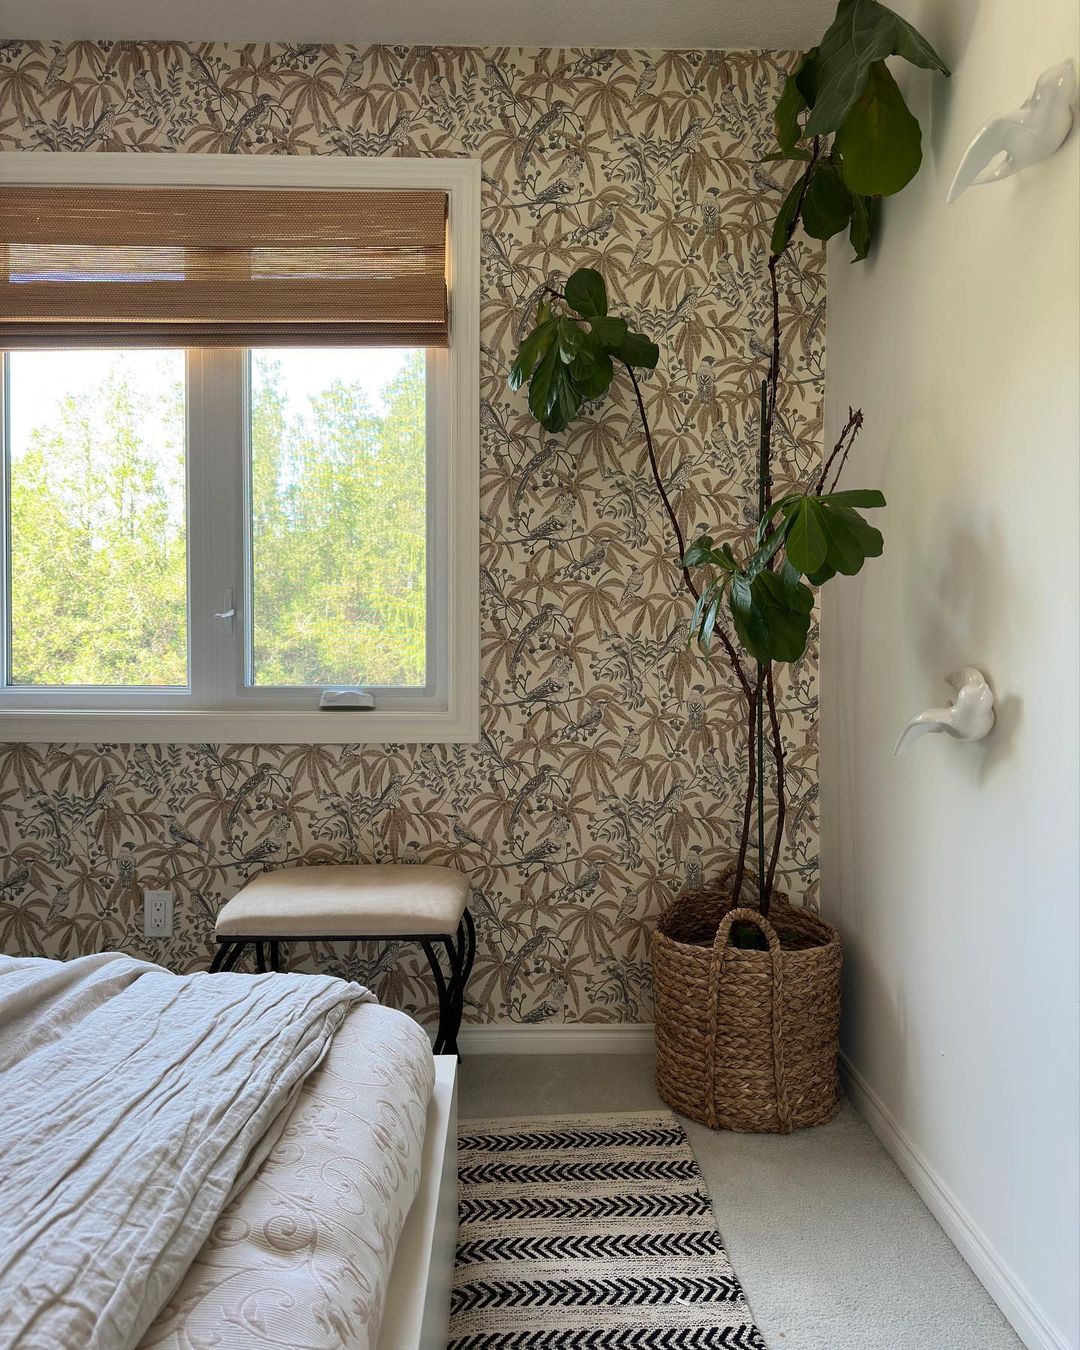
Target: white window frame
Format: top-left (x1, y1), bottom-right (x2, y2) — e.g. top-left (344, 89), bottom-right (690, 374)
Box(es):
top-left (0, 151), bottom-right (480, 744)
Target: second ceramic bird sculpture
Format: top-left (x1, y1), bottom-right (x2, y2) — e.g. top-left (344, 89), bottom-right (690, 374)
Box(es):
top-left (894, 668), bottom-right (996, 755)
top-left (947, 59), bottom-right (1076, 204)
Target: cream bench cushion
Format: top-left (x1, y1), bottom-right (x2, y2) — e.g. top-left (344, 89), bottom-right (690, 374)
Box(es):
top-left (215, 864), bottom-right (470, 939)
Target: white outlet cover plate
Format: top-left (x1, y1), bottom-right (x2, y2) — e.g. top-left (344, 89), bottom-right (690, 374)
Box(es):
top-left (143, 888), bottom-right (174, 939)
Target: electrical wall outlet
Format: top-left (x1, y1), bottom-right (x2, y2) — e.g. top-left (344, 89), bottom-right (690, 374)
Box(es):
top-left (143, 888), bottom-right (174, 939)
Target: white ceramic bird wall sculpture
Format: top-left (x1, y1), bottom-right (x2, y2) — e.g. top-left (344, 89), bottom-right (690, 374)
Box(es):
top-left (893, 668), bottom-right (996, 756)
top-left (947, 59), bottom-right (1076, 204)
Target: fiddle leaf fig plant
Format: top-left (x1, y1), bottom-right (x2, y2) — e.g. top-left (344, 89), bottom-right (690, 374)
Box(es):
top-left (507, 0), bottom-right (947, 920)
top-left (770, 0), bottom-right (949, 260)
top-left (509, 271), bottom-right (658, 434)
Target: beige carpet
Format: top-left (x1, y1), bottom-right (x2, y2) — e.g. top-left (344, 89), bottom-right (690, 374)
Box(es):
top-left (448, 1110), bottom-right (765, 1348)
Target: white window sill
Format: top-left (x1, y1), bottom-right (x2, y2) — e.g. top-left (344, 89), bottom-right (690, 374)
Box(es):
top-left (0, 707), bottom-right (479, 745)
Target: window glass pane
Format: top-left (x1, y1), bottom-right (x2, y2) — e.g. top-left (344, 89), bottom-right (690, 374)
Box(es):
top-left (6, 350), bottom-right (187, 687)
top-left (249, 348), bottom-right (427, 688)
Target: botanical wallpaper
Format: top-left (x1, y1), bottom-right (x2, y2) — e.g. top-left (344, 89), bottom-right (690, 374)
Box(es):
top-left (0, 41), bottom-right (824, 1027)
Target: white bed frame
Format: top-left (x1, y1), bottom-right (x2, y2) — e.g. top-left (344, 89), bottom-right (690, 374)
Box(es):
top-left (376, 1056), bottom-right (458, 1350)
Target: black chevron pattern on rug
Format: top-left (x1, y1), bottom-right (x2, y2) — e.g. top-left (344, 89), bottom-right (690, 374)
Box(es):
top-left (447, 1324), bottom-right (767, 1349)
top-left (459, 1187), bottom-right (712, 1224)
top-left (458, 1156), bottom-right (700, 1187)
top-left (452, 1273), bottom-right (745, 1314)
top-left (458, 1125), bottom-right (686, 1153)
top-left (449, 1110), bottom-right (763, 1350)
top-left (456, 1227), bottom-right (726, 1267)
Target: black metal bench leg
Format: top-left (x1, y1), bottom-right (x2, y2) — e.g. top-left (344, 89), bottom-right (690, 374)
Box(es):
top-left (220, 940), bottom-right (248, 972)
top-left (209, 940), bottom-right (235, 973)
top-left (461, 908), bottom-right (476, 988)
top-left (269, 940), bottom-right (282, 972)
top-left (448, 910), bottom-right (475, 1058)
top-left (255, 942), bottom-right (267, 973)
top-left (419, 939), bottom-right (451, 1054)
top-left (440, 934), bottom-right (464, 1059)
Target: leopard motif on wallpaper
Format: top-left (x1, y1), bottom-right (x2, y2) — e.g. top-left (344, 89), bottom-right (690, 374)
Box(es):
top-left (0, 40), bottom-right (824, 1028)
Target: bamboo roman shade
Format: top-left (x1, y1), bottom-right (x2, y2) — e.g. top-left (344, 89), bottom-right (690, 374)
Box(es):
top-left (0, 184), bottom-right (449, 348)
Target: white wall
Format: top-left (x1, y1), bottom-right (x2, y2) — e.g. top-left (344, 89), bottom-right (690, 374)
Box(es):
top-left (819, 2), bottom-right (1080, 1347)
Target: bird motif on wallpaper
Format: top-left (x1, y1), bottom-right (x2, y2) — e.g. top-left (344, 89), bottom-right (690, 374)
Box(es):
top-left (82, 103), bottom-right (120, 149)
top-left (0, 862), bottom-right (30, 897)
top-left (618, 566), bottom-right (644, 608)
top-left (617, 728), bottom-right (642, 766)
top-left (519, 102), bottom-right (574, 170)
top-left (168, 817), bottom-right (209, 853)
top-left (483, 58), bottom-right (518, 106)
top-left (633, 61), bottom-right (658, 103)
top-left (509, 603), bottom-right (561, 670)
top-left (42, 49), bottom-right (68, 92)
top-left (339, 54), bottom-right (365, 98)
top-left (560, 700), bottom-right (608, 742)
top-left (452, 819), bottom-right (490, 853)
top-left (227, 94), bottom-right (277, 152)
top-left (562, 543), bottom-right (607, 580)
top-left (225, 765), bottom-right (273, 831)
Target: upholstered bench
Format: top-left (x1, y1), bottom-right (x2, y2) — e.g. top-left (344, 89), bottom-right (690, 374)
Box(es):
top-left (208, 864), bottom-right (475, 1057)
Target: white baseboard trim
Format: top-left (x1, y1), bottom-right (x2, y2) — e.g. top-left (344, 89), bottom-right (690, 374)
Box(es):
top-left (458, 1023), bottom-right (655, 1055)
top-left (840, 1052), bottom-right (1071, 1350)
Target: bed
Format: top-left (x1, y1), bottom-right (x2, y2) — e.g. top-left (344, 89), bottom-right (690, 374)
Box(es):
top-left (0, 953), bottom-right (457, 1350)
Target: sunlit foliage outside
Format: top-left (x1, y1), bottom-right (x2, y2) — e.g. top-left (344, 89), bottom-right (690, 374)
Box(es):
top-left (251, 349), bottom-right (426, 688)
top-left (7, 349), bottom-right (427, 689)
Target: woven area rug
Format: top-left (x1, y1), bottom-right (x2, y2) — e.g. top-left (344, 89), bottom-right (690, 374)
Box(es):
top-left (448, 1110), bottom-right (766, 1349)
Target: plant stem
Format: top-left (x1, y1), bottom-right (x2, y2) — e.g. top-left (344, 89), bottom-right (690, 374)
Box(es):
top-left (731, 667), bottom-right (766, 906)
top-left (622, 360), bottom-right (753, 700)
top-left (817, 405), bottom-right (864, 495)
top-left (756, 380), bottom-right (768, 909)
top-left (763, 663), bottom-right (786, 913)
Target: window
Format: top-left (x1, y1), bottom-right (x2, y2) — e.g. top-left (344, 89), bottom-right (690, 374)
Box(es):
top-left (0, 154), bottom-right (480, 742)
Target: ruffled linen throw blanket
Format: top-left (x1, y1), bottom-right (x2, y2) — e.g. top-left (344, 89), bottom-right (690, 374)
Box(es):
top-left (0, 952), bottom-right (373, 1350)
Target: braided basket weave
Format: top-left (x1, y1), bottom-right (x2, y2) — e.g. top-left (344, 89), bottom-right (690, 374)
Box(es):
top-left (652, 880), bottom-right (842, 1133)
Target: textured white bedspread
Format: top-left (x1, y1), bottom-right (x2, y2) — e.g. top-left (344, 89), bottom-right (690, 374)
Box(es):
top-left (0, 953), bottom-right (374, 1350)
top-left (141, 1000), bottom-right (435, 1350)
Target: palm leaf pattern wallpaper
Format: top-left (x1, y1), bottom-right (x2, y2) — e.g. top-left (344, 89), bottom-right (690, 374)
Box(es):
top-left (0, 41), bottom-right (824, 1028)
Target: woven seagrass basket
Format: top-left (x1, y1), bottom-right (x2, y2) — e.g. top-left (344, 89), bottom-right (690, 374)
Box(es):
top-left (652, 877), bottom-right (842, 1133)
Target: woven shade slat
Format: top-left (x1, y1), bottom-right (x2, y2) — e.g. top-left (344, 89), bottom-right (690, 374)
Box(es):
top-left (0, 184), bottom-right (449, 349)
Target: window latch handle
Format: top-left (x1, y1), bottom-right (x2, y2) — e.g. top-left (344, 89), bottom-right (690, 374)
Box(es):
top-left (215, 589), bottom-right (236, 634)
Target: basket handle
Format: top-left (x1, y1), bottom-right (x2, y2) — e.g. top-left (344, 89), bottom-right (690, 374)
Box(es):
top-left (704, 906), bottom-right (792, 1133)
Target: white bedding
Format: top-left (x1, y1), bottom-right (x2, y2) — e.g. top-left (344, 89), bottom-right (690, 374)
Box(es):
top-left (141, 999), bottom-right (435, 1350)
top-left (0, 953), bottom-right (432, 1350)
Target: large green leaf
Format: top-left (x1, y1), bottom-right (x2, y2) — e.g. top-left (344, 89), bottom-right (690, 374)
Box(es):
top-left (616, 329), bottom-right (660, 369)
top-left (801, 160), bottom-right (854, 240)
top-left (785, 498), bottom-right (829, 574)
top-left (557, 316), bottom-right (590, 363)
top-left (528, 342), bottom-right (581, 431)
top-left (804, 0), bottom-right (949, 137)
top-left (820, 488), bottom-right (886, 508)
top-left (730, 567), bottom-right (814, 664)
top-left (835, 61), bottom-right (922, 196)
top-left (817, 502), bottom-right (884, 573)
top-left (588, 316), bottom-right (629, 350)
top-left (571, 350), bottom-right (614, 398)
top-left (795, 48), bottom-right (820, 103)
top-left (683, 535), bottom-right (739, 571)
top-left (779, 490), bottom-right (886, 583)
top-left (771, 178), bottom-right (804, 255)
top-left (509, 318), bottom-right (557, 390)
top-left (565, 267), bottom-right (608, 320)
top-left (774, 62), bottom-right (809, 155)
